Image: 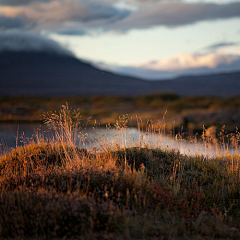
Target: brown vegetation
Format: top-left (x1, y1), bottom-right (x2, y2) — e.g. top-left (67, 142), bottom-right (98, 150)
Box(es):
top-left (0, 94), bottom-right (240, 134)
top-left (0, 105), bottom-right (240, 239)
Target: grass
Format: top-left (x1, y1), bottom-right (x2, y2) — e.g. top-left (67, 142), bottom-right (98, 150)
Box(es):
top-left (0, 104), bottom-right (240, 239)
top-left (1, 93), bottom-right (240, 133)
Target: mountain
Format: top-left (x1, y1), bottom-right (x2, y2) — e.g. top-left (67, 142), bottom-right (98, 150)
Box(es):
top-left (0, 51), bottom-right (239, 97)
top-left (151, 71), bottom-right (240, 97)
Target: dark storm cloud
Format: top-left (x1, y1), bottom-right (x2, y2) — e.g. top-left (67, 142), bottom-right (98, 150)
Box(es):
top-left (0, 30), bottom-right (74, 56)
top-left (0, 16), bottom-right (25, 29)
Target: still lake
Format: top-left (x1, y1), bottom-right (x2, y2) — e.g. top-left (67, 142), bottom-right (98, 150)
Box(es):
top-left (0, 123), bottom-right (233, 157)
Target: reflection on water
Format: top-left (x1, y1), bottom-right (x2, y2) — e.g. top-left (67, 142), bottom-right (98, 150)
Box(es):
top-left (0, 123), bottom-right (48, 152)
top-left (0, 123), bottom-right (239, 158)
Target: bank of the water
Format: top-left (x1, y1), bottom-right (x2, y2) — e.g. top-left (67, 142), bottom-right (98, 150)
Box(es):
top-left (1, 123), bottom-right (238, 158)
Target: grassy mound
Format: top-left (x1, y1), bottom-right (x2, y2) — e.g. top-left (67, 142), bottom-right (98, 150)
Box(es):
top-left (1, 142), bottom-right (240, 239)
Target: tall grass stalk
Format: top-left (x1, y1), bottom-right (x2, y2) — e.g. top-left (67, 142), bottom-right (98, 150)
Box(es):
top-left (43, 103), bottom-right (85, 167)
top-left (0, 103), bottom-right (240, 239)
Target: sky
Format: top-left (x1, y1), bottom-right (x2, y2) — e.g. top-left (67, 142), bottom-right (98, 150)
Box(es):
top-left (0, 0), bottom-right (240, 80)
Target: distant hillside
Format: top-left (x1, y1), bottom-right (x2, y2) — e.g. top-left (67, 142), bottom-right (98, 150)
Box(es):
top-left (0, 51), bottom-right (239, 97)
top-left (153, 71), bottom-right (240, 97)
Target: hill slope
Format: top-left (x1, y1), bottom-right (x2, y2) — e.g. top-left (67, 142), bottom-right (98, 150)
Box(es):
top-left (0, 51), bottom-right (239, 97)
top-left (0, 51), bottom-right (152, 96)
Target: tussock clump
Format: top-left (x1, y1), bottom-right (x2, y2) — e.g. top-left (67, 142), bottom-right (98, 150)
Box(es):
top-left (113, 147), bottom-right (179, 176)
top-left (0, 191), bottom-right (127, 238)
top-left (1, 104), bottom-right (240, 239)
top-left (1, 141), bottom-right (240, 239)
top-left (0, 142), bottom-right (90, 175)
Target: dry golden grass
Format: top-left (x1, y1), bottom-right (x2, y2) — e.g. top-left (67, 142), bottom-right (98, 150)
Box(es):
top-left (0, 104), bottom-right (240, 239)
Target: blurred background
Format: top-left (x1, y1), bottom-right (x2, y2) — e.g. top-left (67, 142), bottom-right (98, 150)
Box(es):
top-left (0, 0), bottom-right (240, 148)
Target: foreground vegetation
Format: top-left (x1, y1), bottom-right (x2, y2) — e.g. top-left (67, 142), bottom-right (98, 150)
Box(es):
top-left (1, 93), bottom-right (240, 133)
top-left (0, 105), bottom-right (240, 239)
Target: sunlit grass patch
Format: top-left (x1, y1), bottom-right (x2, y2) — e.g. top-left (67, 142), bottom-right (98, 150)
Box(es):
top-left (0, 104), bottom-right (240, 239)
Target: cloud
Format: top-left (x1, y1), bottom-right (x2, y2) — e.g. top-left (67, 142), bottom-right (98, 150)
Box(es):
top-left (205, 42), bottom-right (239, 50)
top-left (94, 52), bottom-right (240, 80)
top-left (109, 2), bottom-right (240, 31)
top-left (0, 0), bottom-right (130, 32)
top-left (0, 16), bottom-right (25, 29)
top-left (55, 29), bottom-right (88, 36)
top-left (0, 0), bottom-right (52, 6)
top-left (0, 1), bottom-right (240, 34)
top-left (0, 30), bottom-right (74, 56)
top-left (134, 53), bottom-right (240, 71)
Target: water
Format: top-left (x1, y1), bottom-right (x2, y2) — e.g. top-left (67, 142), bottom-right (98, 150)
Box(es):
top-left (0, 123), bottom-right (48, 152)
top-left (0, 123), bottom-right (238, 158)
